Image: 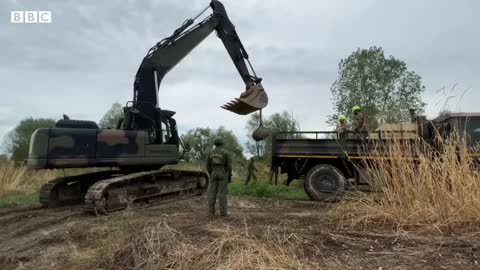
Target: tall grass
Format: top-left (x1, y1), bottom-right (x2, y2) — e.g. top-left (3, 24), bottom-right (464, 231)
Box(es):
top-left (0, 160), bottom-right (56, 194)
top-left (337, 131), bottom-right (480, 230)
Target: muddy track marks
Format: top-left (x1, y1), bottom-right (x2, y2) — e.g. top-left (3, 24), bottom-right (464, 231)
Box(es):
top-left (0, 196), bottom-right (479, 270)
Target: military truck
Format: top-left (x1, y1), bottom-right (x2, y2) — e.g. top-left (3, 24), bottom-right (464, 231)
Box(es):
top-left (270, 113), bottom-right (480, 202)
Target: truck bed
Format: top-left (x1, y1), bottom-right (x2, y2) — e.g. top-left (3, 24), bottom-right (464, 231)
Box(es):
top-left (272, 131), bottom-right (417, 160)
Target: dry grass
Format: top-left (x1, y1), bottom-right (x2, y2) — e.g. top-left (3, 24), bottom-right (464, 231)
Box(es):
top-left (87, 219), bottom-right (317, 270)
top-left (0, 160), bottom-right (56, 194)
top-left (334, 132), bottom-right (480, 231)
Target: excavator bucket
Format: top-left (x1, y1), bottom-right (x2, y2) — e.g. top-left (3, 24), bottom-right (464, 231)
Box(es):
top-left (221, 83), bottom-right (268, 115)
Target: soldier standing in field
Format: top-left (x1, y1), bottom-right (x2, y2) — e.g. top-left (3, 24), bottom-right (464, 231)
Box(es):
top-left (244, 157), bottom-right (257, 185)
top-left (206, 137), bottom-right (232, 218)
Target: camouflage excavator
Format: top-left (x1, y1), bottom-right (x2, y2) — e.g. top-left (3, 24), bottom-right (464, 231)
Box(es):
top-left (27, 0), bottom-right (268, 213)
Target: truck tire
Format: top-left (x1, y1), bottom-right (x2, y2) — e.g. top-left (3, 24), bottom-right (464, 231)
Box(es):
top-left (304, 164), bottom-right (346, 202)
top-left (55, 119), bottom-right (99, 129)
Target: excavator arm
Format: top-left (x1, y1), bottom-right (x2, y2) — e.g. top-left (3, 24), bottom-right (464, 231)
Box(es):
top-left (132, 0), bottom-right (268, 128)
top-left (210, 1), bottom-right (268, 115)
top-left (211, 1), bottom-right (261, 86)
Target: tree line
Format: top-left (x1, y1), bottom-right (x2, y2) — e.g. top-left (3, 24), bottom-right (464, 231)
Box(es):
top-left (1, 107), bottom-right (300, 163)
top-left (1, 46), bottom-right (427, 163)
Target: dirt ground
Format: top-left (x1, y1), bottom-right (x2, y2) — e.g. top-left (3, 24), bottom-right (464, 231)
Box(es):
top-left (0, 196), bottom-right (479, 270)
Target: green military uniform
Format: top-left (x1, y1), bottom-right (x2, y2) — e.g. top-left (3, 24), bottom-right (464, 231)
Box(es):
top-left (353, 112), bottom-right (367, 133)
top-left (337, 122), bottom-right (349, 132)
top-left (352, 106), bottom-right (368, 138)
top-left (336, 115), bottom-right (349, 139)
top-left (206, 137), bottom-right (232, 217)
top-left (244, 157), bottom-right (257, 185)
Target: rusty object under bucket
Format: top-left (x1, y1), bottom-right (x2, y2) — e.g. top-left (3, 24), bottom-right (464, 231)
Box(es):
top-left (221, 83), bottom-right (268, 115)
top-left (252, 126), bottom-right (268, 141)
top-left (251, 108), bottom-right (269, 141)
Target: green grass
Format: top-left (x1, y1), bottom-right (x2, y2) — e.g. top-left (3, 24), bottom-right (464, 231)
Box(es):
top-left (168, 161), bottom-right (310, 200)
top-left (0, 191), bottom-right (40, 208)
top-left (0, 160), bottom-right (309, 208)
top-left (0, 180), bottom-right (308, 209)
top-left (229, 178), bottom-right (309, 200)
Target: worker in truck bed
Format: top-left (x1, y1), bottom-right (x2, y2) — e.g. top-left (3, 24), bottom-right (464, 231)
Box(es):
top-left (352, 105), bottom-right (368, 138)
top-left (336, 114), bottom-right (349, 139)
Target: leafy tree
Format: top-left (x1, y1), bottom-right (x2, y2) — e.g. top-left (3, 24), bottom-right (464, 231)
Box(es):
top-left (214, 126), bottom-right (244, 161)
top-left (246, 111), bottom-right (300, 161)
top-left (180, 126), bottom-right (244, 162)
top-left (99, 102), bottom-right (124, 128)
top-left (181, 128), bottom-right (213, 161)
top-left (5, 118), bottom-right (56, 162)
top-left (329, 46), bottom-right (426, 129)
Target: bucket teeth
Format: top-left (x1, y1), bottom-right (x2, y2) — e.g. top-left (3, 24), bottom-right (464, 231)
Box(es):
top-left (221, 99), bottom-right (256, 115)
top-left (221, 83), bottom-right (268, 115)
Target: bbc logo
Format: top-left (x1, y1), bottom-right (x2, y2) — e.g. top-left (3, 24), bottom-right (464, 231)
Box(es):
top-left (11, 11), bottom-right (52, 24)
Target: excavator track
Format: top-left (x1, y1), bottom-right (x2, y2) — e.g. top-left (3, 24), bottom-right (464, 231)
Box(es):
top-left (40, 170), bottom-right (122, 208)
top-left (84, 169), bottom-right (208, 213)
top-left (39, 169), bottom-right (208, 213)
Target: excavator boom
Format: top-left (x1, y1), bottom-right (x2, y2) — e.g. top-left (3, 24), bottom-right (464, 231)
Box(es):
top-left (133, 0), bottom-right (268, 122)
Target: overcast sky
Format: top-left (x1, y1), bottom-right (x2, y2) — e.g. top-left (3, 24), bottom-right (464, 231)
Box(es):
top-left (1, 0), bottom-right (479, 152)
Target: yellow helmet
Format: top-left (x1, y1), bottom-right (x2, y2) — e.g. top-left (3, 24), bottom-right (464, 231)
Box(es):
top-left (352, 105), bottom-right (361, 112)
top-left (338, 115), bottom-right (346, 121)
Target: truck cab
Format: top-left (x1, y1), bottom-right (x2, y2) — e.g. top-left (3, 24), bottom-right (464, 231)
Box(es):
top-left (431, 113), bottom-right (480, 149)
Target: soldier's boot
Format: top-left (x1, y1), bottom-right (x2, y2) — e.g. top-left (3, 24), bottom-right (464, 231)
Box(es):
top-left (220, 204), bottom-right (229, 217)
top-left (245, 174), bottom-right (251, 185)
top-left (208, 207), bottom-right (215, 217)
top-left (285, 176), bottom-right (294, 186)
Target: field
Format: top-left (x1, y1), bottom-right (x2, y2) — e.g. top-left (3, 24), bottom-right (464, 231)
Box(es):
top-left (1, 195), bottom-right (479, 270)
top-left (1, 138), bottom-right (480, 270)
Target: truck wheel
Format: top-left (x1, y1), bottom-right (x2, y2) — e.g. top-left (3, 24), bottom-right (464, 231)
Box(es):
top-left (304, 164), bottom-right (346, 202)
